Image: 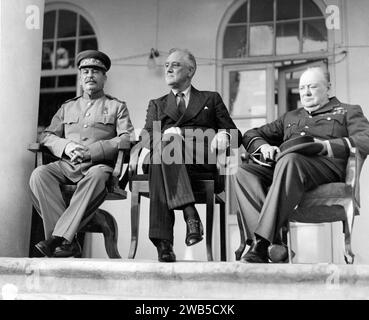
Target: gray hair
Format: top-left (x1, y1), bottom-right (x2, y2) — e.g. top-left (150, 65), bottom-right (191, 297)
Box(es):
top-left (168, 48), bottom-right (197, 71)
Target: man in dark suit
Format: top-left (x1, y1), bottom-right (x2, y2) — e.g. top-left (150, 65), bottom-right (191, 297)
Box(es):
top-left (29, 50), bottom-right (134, 257)
top-left (141, 48), bottom-right (241, 262)
top-left (231, 66), bottom-right (369, 263)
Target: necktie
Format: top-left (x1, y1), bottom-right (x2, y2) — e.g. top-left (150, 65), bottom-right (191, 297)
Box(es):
top-left (176, 92), bottom-right (186, 115)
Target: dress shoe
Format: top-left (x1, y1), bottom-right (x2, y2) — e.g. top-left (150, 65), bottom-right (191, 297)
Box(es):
top-left (156, 240), bottom-right (176, 263)
top-left (268, 244), bottom-right (295, 263)
top-left (185, 219), bottom-right (204, 246)
top-left (35, 236), bottom-right (64, 257)
top-left (53, 238), bottom-right (82, 258)
top-left (240, 236), bottom-right (270, 263)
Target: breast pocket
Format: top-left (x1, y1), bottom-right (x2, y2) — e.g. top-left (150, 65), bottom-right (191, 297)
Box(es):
top-left (62, 115), bottom-right (79, 135)
top-left (93, 114), bottom-right (116, 138)
top-left (95, 114), bottom-right (115, 125)
top-left (314, 114), bottom-right (346, 138)
top-left (197, 107), bottom-right (214, 124)
top-left (284, 122), bottom-right (298, 140)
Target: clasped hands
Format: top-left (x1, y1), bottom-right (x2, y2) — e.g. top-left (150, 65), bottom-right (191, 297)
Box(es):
top-left (65, 142), bottom-right (91, 164)
top-left (162, 127), bottom-right (230, 152)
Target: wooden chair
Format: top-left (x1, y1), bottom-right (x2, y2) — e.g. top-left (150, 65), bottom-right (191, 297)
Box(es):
top-left (127, 141), bottom-right (227, 261)
top-left (28, 140), bottom-right (131, 258)
top-left (235, 145), bottom-right (365, 264)
top-left (287, 146), bottom-right (365, 264)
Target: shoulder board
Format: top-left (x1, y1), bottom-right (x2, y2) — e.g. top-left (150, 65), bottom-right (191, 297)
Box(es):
top-left (332, 106), bottom-right (347, 115)
top-left (105, 94), bottom-right (125, 104)
top-left (63, 95), bottom-right (82, 104)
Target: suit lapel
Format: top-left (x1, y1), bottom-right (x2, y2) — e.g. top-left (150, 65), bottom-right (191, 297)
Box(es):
top-left (163, 91), bottom-right (182, 122)
top-left (177, 86), bottom-right (205, 125)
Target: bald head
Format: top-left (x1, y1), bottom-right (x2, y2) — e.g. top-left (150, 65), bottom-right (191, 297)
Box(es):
top-left (299, 67), bottom-right (331, 109)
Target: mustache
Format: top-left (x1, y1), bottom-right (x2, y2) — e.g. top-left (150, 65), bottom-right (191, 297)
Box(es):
top-left (85, 79), bottom-right (96, 83)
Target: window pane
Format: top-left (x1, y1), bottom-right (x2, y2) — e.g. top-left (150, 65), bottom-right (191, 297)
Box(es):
top-left (79, 38), bottom-right (98, 53)
top-left (40, 76), bottom-right (56, 88)
top-left (38, 92), bottom-right (76, 127)
top-left (57, 10), bottom-right (77, 38)
top-left (303, 19), bottom-right (327, 52)
top-left (80, 16), bottom-right (95, 36)
top-left (55, 41), bottom-right (76, 69)
top-left (229, 1), bottom-right (247, 23)
top-left (43, 11), bottom-right (55, 39)
top-left (57, 75), bottom-right (77, 87)
top-left (250, 0), bottom-right (273, 22)
top-left (42, 42), bottom-right (54, 70)
top-left (276, 22), bottom-right (300, 55)
top-left (229, 70), bottom-right (267, 117)
top-left (223, 26), bottom-right (247, 58)
top-left (277, 0), bottom-right (300, 20)
top-left (303, 0), bottom-right (324, 17)
top-left (250, 24), bottom-right (273, 55)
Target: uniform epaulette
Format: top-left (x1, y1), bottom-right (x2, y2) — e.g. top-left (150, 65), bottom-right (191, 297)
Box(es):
top-left (63, 95), bottom-right (82, 104)
top-left (105, 94), bottom-right (125, 104)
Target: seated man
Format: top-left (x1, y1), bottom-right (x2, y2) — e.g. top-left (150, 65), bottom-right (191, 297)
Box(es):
top-left (141, 48), bottom-right (241, 262)
top-left (232, 66), bottom-right (369, 263)
top-left (29, 50), bottom-right (134, 257)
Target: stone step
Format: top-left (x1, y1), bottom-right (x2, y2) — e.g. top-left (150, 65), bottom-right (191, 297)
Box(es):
top-left (0, 258), bottom-right (368, 299)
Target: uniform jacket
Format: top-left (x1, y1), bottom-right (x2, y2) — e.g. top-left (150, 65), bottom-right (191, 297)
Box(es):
top-left (141, 86), bottom-right (242, 157)
top-left (41, 91), bottom-right (134, 181)
top-left (243, 97), bottom-right (369, 160)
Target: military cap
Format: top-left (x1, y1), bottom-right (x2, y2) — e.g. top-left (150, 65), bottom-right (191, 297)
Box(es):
top-left (76, 50), bottom-right (111, 71)
top-left (276, 135), bottom-right (323, 161)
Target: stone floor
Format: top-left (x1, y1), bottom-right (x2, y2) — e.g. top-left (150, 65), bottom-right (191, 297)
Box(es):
top-left (0, 258), bottom-right (368, 300)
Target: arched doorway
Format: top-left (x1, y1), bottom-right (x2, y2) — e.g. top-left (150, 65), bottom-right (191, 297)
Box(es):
top-left (217, 0), bottom-right (331, 134)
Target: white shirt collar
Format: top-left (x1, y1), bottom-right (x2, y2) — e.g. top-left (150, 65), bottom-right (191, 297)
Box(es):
top-left (172, 85), bottom-right (191, 99)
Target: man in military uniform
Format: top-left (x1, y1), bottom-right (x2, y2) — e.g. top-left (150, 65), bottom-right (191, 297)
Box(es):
top-left (29, 50), bottom-right (134, 257)
top-left (232, 66), bottom-right (369, 263)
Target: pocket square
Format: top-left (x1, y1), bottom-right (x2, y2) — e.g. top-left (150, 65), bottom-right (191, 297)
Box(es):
top-left (204, 106), bottom-right (209, 110)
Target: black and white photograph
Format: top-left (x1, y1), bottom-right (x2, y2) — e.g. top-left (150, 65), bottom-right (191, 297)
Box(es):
top-left (0, 0), bottom-right (369, 307)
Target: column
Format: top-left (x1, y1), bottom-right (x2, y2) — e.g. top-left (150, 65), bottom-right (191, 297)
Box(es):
top-left (0, 0), bottom-right (44, 256)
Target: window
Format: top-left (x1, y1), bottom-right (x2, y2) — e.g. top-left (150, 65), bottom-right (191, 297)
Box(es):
top-left (38, 8), bottom-right (98, 129)
top-left (223, 0), bottom-right (327, 58)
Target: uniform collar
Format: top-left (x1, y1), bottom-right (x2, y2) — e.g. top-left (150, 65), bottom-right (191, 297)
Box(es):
top-left (82, 89), bottom-right (105, 100)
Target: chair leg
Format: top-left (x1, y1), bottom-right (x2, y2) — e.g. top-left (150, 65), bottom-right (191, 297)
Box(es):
top-left (343, 202), bottom-right (355, 264)
top-left (128, 184), bottom-right (140, 259)
top-left (219, 201), bottom-right (226, 261)
top-left (205, 181), bottom-right (215, 261)
top-left (95, 209), bottom-right (121, 259)
top-left (287, 223), bottom-right (293, 264)
top-left (235, 209), bottom-right (247, 261)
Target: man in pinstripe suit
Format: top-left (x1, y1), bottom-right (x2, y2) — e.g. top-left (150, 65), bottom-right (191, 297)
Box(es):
top-left (141, 48), bottom-right (241, 262)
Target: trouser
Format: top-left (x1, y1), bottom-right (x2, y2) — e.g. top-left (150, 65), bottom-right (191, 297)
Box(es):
top-left (230, 153), bottom-right (345, 243)
top-left (29, 162), bottom-right (110, 242)
top-left (147, 136), bottom-right (216, 243)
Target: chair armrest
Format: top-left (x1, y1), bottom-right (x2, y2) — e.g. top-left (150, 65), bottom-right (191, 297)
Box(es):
top-left (128, 141), bottom-right (145, 180)
top-left (28, 143), bottom-right (42, 152)
top-left (345, 147), bottom-right (365, 210)
top-left (28, 143), bottom-right (59, 167)
top-left (110, 140), bottom-right (132, 191)
top-left (345, 147), bottom-right (357, 188)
